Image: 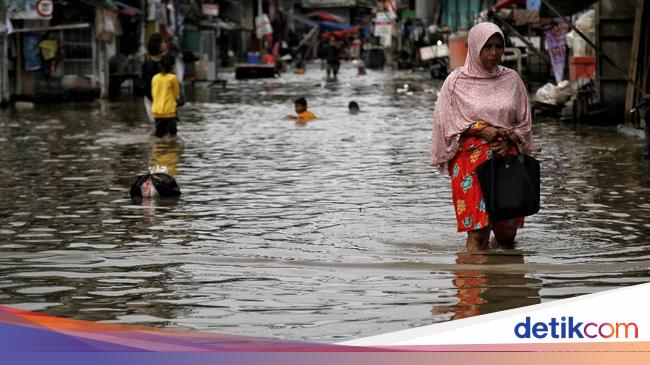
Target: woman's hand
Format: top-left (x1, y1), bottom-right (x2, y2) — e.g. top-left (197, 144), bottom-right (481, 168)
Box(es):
top-left (480, 126), bottom-right (504, 142)
top-left (490, 136), bottom-right (511, 157)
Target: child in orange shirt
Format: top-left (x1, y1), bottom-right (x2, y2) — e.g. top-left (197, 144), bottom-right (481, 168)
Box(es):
top-left (287, 97), bottom-right (316, 123)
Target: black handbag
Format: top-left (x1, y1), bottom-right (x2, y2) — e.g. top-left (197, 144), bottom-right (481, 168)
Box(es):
top-left (475, 143), bottom-right (540, 221)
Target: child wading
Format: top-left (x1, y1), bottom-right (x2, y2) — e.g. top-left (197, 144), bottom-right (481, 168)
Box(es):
top-left (287, 97), bottom-right (316, 123)
top-left (151, 54), bottom-right (181, 137)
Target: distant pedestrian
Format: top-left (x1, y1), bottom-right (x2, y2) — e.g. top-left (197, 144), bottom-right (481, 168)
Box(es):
top-left (324, 37), bottom-right (342, 81)
top-left (151, 54), bottom-right (181, 137)
top-left (357, 63), bottom-right (367, 76)
top-left (294, 49), bottom-right (306, 75)
top-left (430, 22), bottom-right (536, 252)
top-left (142, 34), bottom-right (168, 124)
top-left (287, 97), bottom-right (316, 123)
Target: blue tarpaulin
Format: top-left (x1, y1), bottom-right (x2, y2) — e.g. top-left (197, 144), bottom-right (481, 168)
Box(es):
top-left (319, 21), bottom-right (353, 31)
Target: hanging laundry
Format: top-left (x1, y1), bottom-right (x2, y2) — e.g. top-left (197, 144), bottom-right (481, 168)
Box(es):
top-left (96, 9), bottom-right (122, 41)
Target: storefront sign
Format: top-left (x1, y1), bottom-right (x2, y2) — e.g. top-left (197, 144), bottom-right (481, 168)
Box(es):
top-left (373, 24), bottom-right (392, 38)
top-left (255, 14), bottom-right (273, 39)
top-left (8, 0), bottom-right (52, 20)
top-left (374, 12), bottom-right (393, 47)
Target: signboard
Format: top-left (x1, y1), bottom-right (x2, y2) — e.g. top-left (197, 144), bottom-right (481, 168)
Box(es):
top-left (36, 0), bottom-right (53, 19)
top-left (373, 11), bottom-right (393, 47)
top-left (8, 0), bottom-right (53, 20)
top-left (201, 3), bottom-right (219, 17)
top-left (374, 12), bottom-right (393, 36)
top-left (373, 24), bottom-right (392, 38)
top-left (255, 14), bottom-right (273, 39)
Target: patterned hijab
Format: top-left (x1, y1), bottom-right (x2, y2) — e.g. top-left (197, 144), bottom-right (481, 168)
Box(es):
top-left (430, 22), bottom-right (535, 174)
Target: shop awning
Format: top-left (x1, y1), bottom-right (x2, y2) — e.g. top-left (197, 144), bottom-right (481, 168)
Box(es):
top-left (289, 13), bottom-right (320, 28)
top-left (493, 0), bottom-right (526, 10)
top-left (321, 26), bottom-right (360, 40)
top-left (307, 11), bottom-right (345, 23)
top-left (319, 20), bottom-right (353, 31)
top-left (113, 1), bottom-right (141, 16)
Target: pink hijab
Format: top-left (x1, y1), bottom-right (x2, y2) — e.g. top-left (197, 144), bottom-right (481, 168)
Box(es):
top-left (430, 22), bottom-right (535, 174)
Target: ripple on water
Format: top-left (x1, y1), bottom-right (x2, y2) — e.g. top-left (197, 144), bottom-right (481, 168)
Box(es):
top-left (16, 286), bottom-right (76, 294)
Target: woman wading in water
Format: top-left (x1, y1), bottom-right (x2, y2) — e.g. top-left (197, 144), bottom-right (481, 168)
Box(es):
top-left (431, 22), bottom-right (536, 252)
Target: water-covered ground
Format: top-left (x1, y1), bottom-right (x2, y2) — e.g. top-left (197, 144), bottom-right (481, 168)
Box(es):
top-left (1, 63), bottom-right (650, 342)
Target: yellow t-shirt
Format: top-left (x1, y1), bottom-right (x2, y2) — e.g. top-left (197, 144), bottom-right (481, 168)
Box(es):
top-left (297, 110), bottom-right (316, 122)
top-left (151, 72), bottom-right (180, 119)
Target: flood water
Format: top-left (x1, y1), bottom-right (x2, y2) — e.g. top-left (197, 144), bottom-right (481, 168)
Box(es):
top-left (2, 63), bottom-right (650, 342)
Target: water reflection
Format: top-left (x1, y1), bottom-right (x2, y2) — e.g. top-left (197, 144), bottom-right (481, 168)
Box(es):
top-left (152, 137), bottom-right (182, 176)
top-left (431, 251), bottom-right (542, 320)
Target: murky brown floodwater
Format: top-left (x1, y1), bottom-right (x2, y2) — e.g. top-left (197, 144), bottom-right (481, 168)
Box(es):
top-left (2, 63), bottom-right (650, 342)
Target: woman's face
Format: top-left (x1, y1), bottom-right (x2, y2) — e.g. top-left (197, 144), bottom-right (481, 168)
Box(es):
top-left (479, 34), bottom-right (504, 70)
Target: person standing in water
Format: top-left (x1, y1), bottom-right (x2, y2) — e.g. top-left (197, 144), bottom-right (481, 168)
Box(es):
top-left (151, 55), bottom-right (181, 137)
top-left (142, 34), bottom-right (168, 124)
top-left (324, 37), bottom-right (342, 81)
top-left (430, 22), bottom-right (536, 252)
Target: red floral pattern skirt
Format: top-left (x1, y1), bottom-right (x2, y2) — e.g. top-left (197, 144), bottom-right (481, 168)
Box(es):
top-left (449, 136), bottom-right (524, 232)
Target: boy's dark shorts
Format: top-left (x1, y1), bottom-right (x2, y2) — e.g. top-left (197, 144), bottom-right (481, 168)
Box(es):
top-left (155, 117), bottom-right (178, 137)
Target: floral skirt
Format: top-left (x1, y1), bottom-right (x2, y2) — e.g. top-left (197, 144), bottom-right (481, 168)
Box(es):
top-left (449, 136), bottom-right (524, 232)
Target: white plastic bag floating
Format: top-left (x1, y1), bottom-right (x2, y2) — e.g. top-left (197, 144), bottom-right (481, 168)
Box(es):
top-left (131, 165), bottom-right (180, 200)
top-left (533, 80), bottom-right (573, 105)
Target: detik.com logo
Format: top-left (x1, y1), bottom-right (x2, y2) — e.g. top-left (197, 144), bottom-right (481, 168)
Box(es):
top-left (514, 316), bottom-right (638, 339)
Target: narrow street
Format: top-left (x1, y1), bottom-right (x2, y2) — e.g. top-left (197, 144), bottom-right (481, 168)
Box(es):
top-left (1, 63), bottom-right (650, 342)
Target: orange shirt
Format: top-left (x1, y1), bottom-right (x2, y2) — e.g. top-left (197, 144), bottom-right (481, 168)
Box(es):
top-left (297, 110), bottom-right (316, 123)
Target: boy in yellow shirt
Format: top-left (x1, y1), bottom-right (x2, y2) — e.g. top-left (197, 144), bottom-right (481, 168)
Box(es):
top-left (287, 97), bottom-right (316, 123)
top-left (151, 54), bottom-right (180, 137)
